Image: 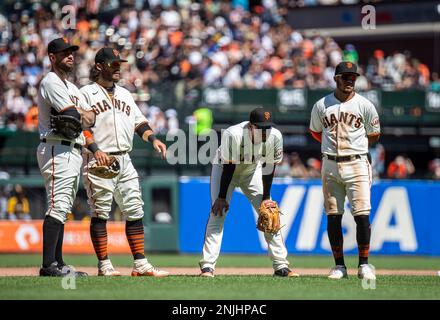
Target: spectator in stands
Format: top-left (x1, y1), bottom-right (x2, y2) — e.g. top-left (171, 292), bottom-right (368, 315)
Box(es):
top-left (430, 72), bottom-right (440, 92)
top-left (24, 102), bottom-right (38, 131)
top-left (0, 187), bottom-right (8, 220)
top-left (290, 152), bottom-right (308, 178)
top-left (306, 157), bottom-right (321, 178)
top-left (0, 0), bottom-right (434, 132)
top-left (165, 108), bottom-right (180, 135)
top-left (370, 143), bottom-right (385, 179)
top-left (387, 155), bottom-right (415, 179)
top-left (7, 184), bottom-right (31, 220)
top-left (428, 158), bottom-right (440, 180)
top-left (275, 155), bottom-right (291, 177)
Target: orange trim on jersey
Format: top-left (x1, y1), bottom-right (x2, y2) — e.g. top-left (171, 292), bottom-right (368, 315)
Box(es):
top-left (367, 132), bottom-right (381, 137)
top-left (310, 130), bottom-right (322, 143)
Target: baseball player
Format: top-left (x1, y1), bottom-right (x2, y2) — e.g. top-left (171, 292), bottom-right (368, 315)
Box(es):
top-left (309, 61), bottom-right (380, 280)
top-left (37, 38), bottom-right (108, 277)
top-left (80, 47), bottom-right (169, 277)
top-left (199, 107), bottom-right (299, 278)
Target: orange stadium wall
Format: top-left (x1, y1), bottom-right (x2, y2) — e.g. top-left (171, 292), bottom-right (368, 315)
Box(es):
top-left (0, 220), bottom-right (130, 254)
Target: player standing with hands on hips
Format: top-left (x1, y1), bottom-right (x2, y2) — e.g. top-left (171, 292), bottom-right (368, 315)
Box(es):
top-left (37, 38), bottom-right (107, 276)
top-left (309, 62), bottom-right (380, 280)
top-left (80, 47), bottom-right (169, 277)
top-left (199, 108), bottom-right (299, 278)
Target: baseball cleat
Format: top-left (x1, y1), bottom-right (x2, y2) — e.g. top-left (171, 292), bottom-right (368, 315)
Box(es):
top-left (358, 264), bottom-right (376, 280)
top-left (131, 258), bottom-right (169, 277)
top-left (39, 262), bottom-right (64, 277)
top-left (58, 264), bottom-right (88, 277)
top-left (200, 267), bottom-right (215, 277)
top-left (98, 259), bottom-right (121, 276)
top-left (328, 265), bottom-right (348, 279)
top-left (274, 267), bottom-right (300, 277)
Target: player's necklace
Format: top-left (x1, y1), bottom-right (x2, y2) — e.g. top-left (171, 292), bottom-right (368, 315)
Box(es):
top-left (97, 83), bottom-right (115, 107)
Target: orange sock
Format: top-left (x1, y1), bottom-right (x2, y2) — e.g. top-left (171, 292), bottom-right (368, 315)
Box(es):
top-left (90, 217), bottom-right (108, 261)
top-left (126, 219), bottom-right (145, 260)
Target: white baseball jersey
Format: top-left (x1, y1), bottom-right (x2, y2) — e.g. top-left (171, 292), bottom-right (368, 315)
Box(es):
top-left (213, 121), bottom-right (283, 174)
top-left (200, 121), bottom-right (289, 272)
top-left (80, 82), bottom-right (148, 153)
top-left (309, 93), bottom-right (380, 156)
top-left (38, 71), bottom-right (87, 145)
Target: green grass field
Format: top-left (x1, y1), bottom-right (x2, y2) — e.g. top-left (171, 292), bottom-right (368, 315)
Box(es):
top-left (1, 254), bottom-right (439, 300)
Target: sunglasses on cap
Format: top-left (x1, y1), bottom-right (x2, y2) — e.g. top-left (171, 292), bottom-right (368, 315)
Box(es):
top-left (339, 74), bottom-right (357, 81)
top-left (104, 61), bottom-right (122, 69)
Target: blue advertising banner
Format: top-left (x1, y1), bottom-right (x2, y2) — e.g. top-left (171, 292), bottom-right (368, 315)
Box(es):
top-left (179, 178), bottom-right (440, 256)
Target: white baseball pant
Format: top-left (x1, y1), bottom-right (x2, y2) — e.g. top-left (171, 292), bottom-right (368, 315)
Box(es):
top-left (199, 163), bottom-right (290, 271)
top-left (37, 142), bottom-right (82, 223)
top-left (83, 153), bottom-right (144, 221)
top-left (322, 154), bottom-right (372, 216)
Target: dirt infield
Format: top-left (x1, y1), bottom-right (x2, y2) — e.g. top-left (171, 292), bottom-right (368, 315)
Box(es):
top-left (0, 267), bottom-right (438, 277)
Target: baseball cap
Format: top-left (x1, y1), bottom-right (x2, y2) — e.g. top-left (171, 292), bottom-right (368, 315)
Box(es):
top-left (47, 37), bottom-right (79, 54)
top-left (249, 107), bottom-right (275, 129)
top-left (95, 47), bottom-right (128, 64)
top-left (334, 61), bottom-right (360, 76)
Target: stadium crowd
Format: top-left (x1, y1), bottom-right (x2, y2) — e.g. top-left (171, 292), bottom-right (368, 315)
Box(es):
top-left (0, 0), bottom-right (437, 132)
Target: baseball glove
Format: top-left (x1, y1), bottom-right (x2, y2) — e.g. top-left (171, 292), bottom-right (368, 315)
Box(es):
top-left (88, 155), bottom-right (120, 179)
top-left (50, 115), bottom-right (82, 140)
top-left (257, 200), bottom-right (281, 234)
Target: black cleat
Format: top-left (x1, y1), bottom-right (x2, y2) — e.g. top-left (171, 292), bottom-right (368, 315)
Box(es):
top-left (58, 264), bottom-right (88, 277)
top-left (274, 267), bottom-right (300, 277)
top-left (39, 262), bottom-right (64, 277)
top-left (200, 267), bottom-right (214, 277)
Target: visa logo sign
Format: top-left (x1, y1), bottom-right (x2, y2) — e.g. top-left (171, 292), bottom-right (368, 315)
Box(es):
top-left (252, 186), bottom-right (418, 252)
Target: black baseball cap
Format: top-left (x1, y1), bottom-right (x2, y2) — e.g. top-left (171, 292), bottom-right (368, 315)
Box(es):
top-left (249, 107), bottom-right (275, 129)
top-left (95, 47), bottom-right (128, 64)
top-left (335, 61), bottom-right (360, 76)
top-left (47, 37), bottom-right (79, 54)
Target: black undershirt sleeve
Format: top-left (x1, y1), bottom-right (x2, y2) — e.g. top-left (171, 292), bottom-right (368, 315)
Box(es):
top-left (218, 164), bottom-right (236, 199)
top-left (59, 107), bottom-right (81, 120)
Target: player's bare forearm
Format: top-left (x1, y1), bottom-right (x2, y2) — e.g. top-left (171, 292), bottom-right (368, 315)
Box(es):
top-left (141, 129), bottom-right (155, 143)
top-left (141, 129), bottom-right (167, 159)
top-left (368, 133), bottom-right (380, 146)
top-left (77, 108), bottom-right (96, 128)
top-left (83, 130), bottom-right (109, 165)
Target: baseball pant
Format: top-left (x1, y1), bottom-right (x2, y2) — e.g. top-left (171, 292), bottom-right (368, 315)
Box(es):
top-left (83, 153), bottom-right (144, 221)
top-left (199, 163), bottom-right (290, 271)
top-left (37, 142), bottom-right (82, 224)
top-left (322, 154), bottom-right (372, 216)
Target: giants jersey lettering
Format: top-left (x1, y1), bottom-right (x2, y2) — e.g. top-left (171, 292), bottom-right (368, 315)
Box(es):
top-left (309, 93), bottom-right (380, 156)
top-left (213, 121), bottom-right (283, 175)
top-left (80, 83), bottom-right (148, 153)
top-left (38, 71), bottom-right (87, 145)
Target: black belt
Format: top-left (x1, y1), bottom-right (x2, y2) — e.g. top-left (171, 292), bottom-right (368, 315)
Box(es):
top-left (108, 151), bottom-right (127, 155)
top-left (41, 138), bottom-right (82, 150)
top-left (322, 153), bottom-right (367, 163)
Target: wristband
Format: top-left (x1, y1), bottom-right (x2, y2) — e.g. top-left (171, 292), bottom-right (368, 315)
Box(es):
top-left (148, 134), bottom-right (157, 143)
top-left (87, 142), bottom-right (99, 153)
